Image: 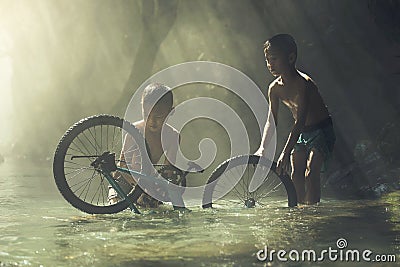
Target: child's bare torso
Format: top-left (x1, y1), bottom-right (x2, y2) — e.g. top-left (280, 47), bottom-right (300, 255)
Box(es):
top-left (273, 71), bottom-right (329, 126)
top-left (134, 120), bottom-right (179, 164)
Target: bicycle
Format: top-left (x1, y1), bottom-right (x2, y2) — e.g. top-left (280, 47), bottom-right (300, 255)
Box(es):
top-left (53, 115), bottom-right (297, 215)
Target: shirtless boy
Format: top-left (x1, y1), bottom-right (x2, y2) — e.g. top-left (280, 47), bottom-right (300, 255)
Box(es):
top-left (108, 83), bottom-right (185, 209)
top-left (256, 34), bottom-right (335, 204)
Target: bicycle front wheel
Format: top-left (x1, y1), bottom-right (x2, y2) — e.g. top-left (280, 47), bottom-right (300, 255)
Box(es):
top-left (53, 115), bottom-right (147, 214)
top-left (202, 155), bottom-right (297, 209)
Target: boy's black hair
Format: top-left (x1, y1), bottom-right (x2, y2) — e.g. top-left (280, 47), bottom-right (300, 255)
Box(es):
top-left (142, 83), bottom-right (173, 108)
top-left (264, 33), bottom-right (297, 58)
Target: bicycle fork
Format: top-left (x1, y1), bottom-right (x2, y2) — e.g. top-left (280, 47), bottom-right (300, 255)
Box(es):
top-left (101, 170), bottom-right (141, 214)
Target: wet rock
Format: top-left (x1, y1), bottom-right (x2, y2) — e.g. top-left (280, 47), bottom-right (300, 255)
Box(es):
top-left (324, 138), bottom-right (400, 199)
top-left (373, 184), bottom-right (389, 197)
top-left (357, 184), bottom-right (386, 199)
top-left (324, 163), bottom-right (355, 188)
top-left (352, 140), bottom-right (392, 188)
top-left (356, 181), bottom-right (400, 199)
top-left (393, 181), bottom-right (400, 190)
top-left (356, 185), bottom-right (378, 199)
top-left (377, 120), bottom-right (400, 163)
top-left (353, 140), bottom-right (374, 161)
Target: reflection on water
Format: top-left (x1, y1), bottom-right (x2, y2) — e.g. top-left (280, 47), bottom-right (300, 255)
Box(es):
top-left (0, 160), bottom-right (399, 266)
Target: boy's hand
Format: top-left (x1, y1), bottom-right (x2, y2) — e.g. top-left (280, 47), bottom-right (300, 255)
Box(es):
top-left (276, 152), bottom-right (290, 176)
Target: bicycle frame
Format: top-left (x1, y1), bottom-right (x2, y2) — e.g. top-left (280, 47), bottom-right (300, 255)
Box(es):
top-left (98, 159), bottom-right (190, 215)
top-left (100, 166), bottom-right (145, 214)
top-left (75, 151), bottom-right (202, 214)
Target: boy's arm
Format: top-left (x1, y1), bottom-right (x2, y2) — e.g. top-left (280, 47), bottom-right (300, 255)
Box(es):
top-left (276, 83), bottom-right (309, 175)
top-left (116, 134), bottom-right (141, 185)
top-left (256, 84), bottom-right (279, 156)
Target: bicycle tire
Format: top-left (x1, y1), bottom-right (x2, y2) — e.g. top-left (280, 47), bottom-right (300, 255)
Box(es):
top-left (202, 155), bottom-right (297, 208)
top-left (53, 115), bottom-right (147, 214)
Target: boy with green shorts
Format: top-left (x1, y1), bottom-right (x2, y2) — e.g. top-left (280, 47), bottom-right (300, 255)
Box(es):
top-left (256, 34), bottom-right (335, 204)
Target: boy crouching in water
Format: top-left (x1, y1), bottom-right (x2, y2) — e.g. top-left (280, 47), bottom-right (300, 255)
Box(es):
top-left (108, 83), bottom-right (186, 210)
top-left (256, 34), bottom-right (335, 204)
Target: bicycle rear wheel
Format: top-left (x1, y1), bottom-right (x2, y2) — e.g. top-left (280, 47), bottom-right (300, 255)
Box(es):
top-left (202, 155), bottom-right (297, 208)
top-left (53, 115), bottom-right (147, 214)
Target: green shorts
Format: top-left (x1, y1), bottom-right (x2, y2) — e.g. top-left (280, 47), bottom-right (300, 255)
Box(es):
top-left (293, 117), bottom-right (336, 172)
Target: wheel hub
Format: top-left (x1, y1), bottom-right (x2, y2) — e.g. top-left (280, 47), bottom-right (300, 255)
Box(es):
top-left (244, 198), bottom-right (256, 208)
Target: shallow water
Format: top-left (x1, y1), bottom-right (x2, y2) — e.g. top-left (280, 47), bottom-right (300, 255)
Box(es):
top-left (0, 159), bottom-right (399, 266)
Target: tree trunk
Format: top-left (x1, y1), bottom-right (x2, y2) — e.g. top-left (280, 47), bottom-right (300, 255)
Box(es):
top-left (111, 0), bottom-right (178, 115)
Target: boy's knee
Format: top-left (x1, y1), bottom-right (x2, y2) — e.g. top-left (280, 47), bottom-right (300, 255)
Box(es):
top-left (305, 166), bottom-right (320, 181)
top-left (291, 154), bottom-right (307, 175)
top-left (291, 168), bottom-right (304, 179)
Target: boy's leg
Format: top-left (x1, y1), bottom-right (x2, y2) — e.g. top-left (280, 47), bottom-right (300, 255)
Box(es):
top-left (290, 149), bottom-right (307, 204)
top-left (107, 174), bottom-right (133, 205)
top-left (305, 149), bottom-right (324, 204)
top-left (137, 176), bottom-right (186, 209)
